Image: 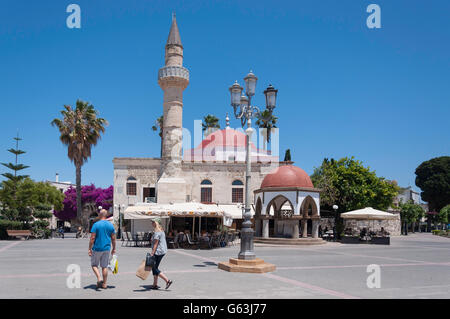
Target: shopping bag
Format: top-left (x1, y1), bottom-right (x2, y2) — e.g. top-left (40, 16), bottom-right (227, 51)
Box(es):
top-left (108, 254), bottom-right (118, 274)
top-left (145, 253), bottom-right (156, 267)
top-left (136, 260), bottom-right (151, 280)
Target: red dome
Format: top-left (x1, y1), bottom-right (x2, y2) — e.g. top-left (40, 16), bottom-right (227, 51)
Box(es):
top-left (261, 165), bottom-right (314, 189)
top-left (199, 128), bottom-right (256, 149)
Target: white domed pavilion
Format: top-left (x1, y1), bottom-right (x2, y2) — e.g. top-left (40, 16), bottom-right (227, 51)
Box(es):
top-left (253, 165), bottom-right (323, 242)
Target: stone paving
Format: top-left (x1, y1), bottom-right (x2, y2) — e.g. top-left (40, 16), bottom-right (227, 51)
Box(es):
top-left (0, 233), bottom-right (449, 299)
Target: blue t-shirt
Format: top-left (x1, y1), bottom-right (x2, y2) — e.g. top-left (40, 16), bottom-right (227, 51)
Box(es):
top-left (91, 220), bottom-right (115, 252)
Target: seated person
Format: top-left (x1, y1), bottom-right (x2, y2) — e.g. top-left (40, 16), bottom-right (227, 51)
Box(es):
top-left (200, 231), bottom-right (210, 241)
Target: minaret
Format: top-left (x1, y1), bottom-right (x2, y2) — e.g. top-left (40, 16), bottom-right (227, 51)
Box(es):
top-left (156, 14), bottom-right (189, 203)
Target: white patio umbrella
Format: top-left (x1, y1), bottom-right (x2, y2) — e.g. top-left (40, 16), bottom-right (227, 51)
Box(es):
top-left (341, 207), bottom-right (396, 237)
top-left (341, 207), bottom-right (397, 220)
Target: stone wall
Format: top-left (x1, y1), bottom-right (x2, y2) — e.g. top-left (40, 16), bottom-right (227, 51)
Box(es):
top-left (343, 214), bottom-right (401, 236)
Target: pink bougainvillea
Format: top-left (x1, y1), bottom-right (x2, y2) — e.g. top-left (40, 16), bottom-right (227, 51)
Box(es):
top-left (53, 185), bottom-right (113, 221)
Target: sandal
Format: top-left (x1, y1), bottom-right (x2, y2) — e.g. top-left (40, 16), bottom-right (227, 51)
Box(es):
top-left (96, 281), bottom-right (103, 289)
top-left (150, 285), bottom-right (160, 290)
top-left (166, 280), bottom-right (173, 290)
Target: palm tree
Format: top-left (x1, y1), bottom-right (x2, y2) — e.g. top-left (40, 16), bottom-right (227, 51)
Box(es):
top-left (255, 110), bottom-right (277, 150)
top-left (51, 100), bottom-right (108, 230)
top-left (151, 115), bottom-right (164, 157)
top-left (202, 115), bottom-right (220, 136)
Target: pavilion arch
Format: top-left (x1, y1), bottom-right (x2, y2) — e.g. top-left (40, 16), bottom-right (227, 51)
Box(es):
top-left (300, 195), bottom-right (319, 218)
top-left (266, 195), bottom-right (295, 219)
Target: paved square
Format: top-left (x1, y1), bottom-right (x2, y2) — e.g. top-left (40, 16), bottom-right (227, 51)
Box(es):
top-left (0, 233), bottom-right (449, 299)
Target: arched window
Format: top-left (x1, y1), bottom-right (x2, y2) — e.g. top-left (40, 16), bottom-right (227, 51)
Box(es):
top-left (232, 180), bottom-right (244, 203)
top-left (126, 176), bottom-right (137, 196)
top-left (201, 179), bottom-right (212, 203)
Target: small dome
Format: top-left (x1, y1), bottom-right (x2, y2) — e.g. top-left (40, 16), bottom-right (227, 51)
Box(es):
top-left (261, 165), bottom-right (314, 189)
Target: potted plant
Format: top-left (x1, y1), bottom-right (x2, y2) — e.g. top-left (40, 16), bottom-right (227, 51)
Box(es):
top-left (340, 228), bottom-right (360, 244)
top-left (370, 228), bottom-right (390, 245)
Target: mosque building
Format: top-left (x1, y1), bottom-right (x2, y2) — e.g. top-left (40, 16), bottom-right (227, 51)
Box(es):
top-left (112, 16), bottom-right (320, 238)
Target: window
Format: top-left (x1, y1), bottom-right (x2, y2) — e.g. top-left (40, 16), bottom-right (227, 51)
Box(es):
top-left (127, 182), bottom-right (137, 196)
top-left (201, 188), bottom-right (212, 203)
top-left (232, 180), bottom-right (244, 203)
top-left (232, 188), bottom-right (243, 203)
top-left (201, 179), bottom-right (212, 203)
top-left (143, 187), bottom-right (156, 202)
top-left (126, 176), bottom-right (137, 196)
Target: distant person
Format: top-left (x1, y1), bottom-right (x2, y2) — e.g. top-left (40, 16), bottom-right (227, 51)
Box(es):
top-left (88, 209), bottom-right (116, 289)
top-left (149, 218), bottom-right (172, 290)
top-left (58, 226), bottom-right (65, 239)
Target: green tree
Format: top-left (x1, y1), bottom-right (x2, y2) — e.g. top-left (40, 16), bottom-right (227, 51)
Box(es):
top-left (32, 204), bottom-right (54, 238)
top-left (1, 134), bottom-right (30, 211)
top-left (202, 115), bottom-right (220, 136)
top-left (311, 157), bottom-right (400, 213)
top-left (438, 204), bottom-right (450, 227)
top-left (151, 115), bottom-right (164, 157)
top-left (51, 100), bottom-right (108, 231)
top-left (399, 200), bottom-right (425, 235)
top-left (255, 110), bottom-right (277, 150)
top-left (0, 178), bottom-right (63, 226)
top-left (1, 134), bottom-right (29, 183)
top-left (284, 149), bottom-right (292, 162)
top-left (415, 156), bottom-right (450, 212)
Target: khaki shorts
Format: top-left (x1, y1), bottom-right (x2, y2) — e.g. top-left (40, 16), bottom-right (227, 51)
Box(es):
top-left (91, 250), bottom-right (110, 268)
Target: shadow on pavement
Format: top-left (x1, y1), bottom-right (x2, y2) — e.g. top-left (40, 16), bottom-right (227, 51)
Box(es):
top-left (133, 285), bottom-right (171, 292)
top-left (83, 284), bottom-right (116, 291)
top-left (193, 261), bottom-right (217, 267)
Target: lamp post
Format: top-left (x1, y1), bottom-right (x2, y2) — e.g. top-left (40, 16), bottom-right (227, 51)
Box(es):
top-left (333, 204), bottom-right (339, 242)
top-left (229, 70), bottom-right (278, 260)
top-left (114, 204), bottom-right (125, 239)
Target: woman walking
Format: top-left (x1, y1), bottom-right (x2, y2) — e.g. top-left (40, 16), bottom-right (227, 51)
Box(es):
top-left (149, 218), bottom-right (173, 290)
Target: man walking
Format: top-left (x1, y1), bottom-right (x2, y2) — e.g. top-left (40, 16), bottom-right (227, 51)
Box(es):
top-left (88, 209), bottom-right (116, 289)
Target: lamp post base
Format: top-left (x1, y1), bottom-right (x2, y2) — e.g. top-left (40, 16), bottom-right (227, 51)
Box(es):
top-left (218, 258), bottom-right (276, 273)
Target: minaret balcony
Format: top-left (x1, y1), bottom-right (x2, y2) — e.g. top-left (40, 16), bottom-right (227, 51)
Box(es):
top-left (158, 65), bottom-right (189, 82)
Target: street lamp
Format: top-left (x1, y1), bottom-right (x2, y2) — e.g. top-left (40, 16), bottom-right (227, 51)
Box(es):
top-left (333, 204), bottom-right (339, 242)
top-left (229, 70), bottom-right (278, 260)
top-left (114, 204), bottom-right (125, 239)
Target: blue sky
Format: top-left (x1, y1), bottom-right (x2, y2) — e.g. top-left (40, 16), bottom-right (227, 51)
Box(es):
top-left (0, 0), bottom-right (449, 193)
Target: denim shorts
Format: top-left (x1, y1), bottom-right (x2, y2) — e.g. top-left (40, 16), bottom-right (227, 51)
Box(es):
top-left (152, 254), bottom-right (165, 276)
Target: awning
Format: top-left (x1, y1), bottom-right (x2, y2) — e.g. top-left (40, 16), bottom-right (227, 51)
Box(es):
top-left (124, 202), bottom-right (255, 220)
top-left (219, 203), bottom-right (255, 219)
top-left (124, 202), bottom-right (226, 219)
top-left (341, 207), bottom-right (397, 220)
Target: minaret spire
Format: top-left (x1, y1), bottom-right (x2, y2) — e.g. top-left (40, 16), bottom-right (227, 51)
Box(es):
top-left (166, 12), bottom-right (182, 47)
